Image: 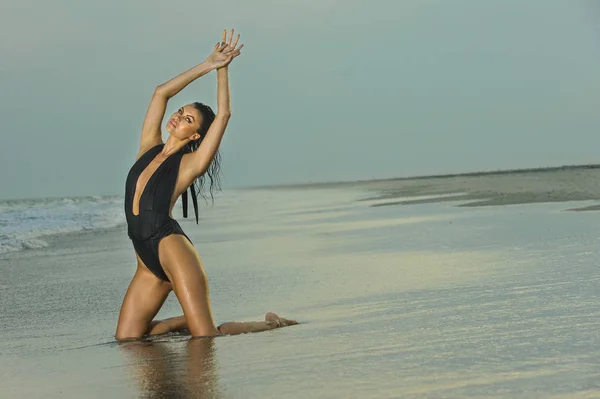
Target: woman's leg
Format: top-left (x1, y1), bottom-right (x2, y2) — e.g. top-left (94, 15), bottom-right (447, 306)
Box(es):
top-left (115, 256), bottom-right (173, 341)
top-left (144, 312), bottom-right (299, 337)
top-left (158, 235), bottom-right (299, 337)
top-left (217, 312), bottom-right (299, 335)
top-left (158, 235), bottom-right (219, 336)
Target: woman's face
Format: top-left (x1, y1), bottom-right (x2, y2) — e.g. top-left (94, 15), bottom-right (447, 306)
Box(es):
top-left (165, 104), bottom-right (203, 141)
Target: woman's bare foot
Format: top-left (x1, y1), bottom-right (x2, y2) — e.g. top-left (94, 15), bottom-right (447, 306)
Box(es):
top-left (265, 312), bottom-right (299, 327)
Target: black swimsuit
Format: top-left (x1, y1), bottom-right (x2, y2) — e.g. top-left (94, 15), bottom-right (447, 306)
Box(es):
top-left (124, 143), bottom-right (197, 282)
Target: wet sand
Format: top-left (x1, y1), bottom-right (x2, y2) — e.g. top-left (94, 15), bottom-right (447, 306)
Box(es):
top-left (2, 171), bottom-right (600, 398)
top-left (264, 165), bottom-right (600, 211)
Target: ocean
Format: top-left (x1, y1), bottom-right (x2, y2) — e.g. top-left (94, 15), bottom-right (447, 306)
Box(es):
top-left (0, 196), bottom-right (124, 255)
top-left (1, 168), bottom-right (600, 398)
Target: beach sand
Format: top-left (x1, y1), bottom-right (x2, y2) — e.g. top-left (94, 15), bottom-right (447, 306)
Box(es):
top-left (1, 168), bottom-right (600, 398)
top-left (275, 165), bottom-right (600, 210)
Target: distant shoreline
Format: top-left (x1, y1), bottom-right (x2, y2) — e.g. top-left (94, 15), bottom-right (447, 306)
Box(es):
top-left (3, 163), bottom-right (600, 201)
top-left (244, 163), bottom-right (600, 190)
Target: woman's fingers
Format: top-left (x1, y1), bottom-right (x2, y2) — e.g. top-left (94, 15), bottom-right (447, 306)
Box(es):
top-left (231, 44), bottom-right (243, 57)
top-left (231, 34), bottom-right (240, 49)
top-left (227, 29), bottom-right (235, 46)
top-left (223, 43), bottom-right (243, 54)
top-left (228, 49), bottom-right (242, 60)
top-left (217, 29), bottom-right (242, 55)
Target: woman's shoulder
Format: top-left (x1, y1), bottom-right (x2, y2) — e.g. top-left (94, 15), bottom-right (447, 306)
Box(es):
top-left (135, 142), bottom-right (164, 161)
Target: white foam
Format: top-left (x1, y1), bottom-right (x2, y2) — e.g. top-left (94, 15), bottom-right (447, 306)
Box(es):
top-left (0, 196), bottom-right (125, 255)
top-left (0, 238), bottom-right (49, 254)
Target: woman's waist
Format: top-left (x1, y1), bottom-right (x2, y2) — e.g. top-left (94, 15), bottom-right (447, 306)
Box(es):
top-left (126, 212), bottom-right (182, 241)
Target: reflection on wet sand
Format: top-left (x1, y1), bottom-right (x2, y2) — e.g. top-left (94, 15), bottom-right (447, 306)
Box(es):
top-left (120, 337), bottom-right (223, 399)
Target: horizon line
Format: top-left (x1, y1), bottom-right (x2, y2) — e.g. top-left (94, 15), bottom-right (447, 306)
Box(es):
top-left (241, 162), bottom-right (600, 190)
top-left (2, 162), bottom-right (600, 201)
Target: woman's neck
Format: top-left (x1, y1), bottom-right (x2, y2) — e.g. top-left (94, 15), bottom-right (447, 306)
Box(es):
top-left (161, 136), bottom-right (188, 157)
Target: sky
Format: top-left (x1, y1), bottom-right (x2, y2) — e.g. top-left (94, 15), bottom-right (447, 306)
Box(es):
top-left (2, 0), bottom-right (600, 199)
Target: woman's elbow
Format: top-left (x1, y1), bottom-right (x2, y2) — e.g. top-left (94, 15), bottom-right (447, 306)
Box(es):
top-left (154, 85), bottom-right (170, 98)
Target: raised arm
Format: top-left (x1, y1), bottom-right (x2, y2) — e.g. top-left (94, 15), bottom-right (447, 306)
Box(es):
top-left (138, 62), bottom-right (214, 154)
top-left (181, 30), bottom-right (243, 179)
top-left (186, 67), bottom-right (232, 176)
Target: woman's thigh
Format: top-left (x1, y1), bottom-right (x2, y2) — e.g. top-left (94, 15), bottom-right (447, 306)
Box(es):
top-left (158, 234), bottom-right (219, 337)
top-left (115, 255), bottom-right (172, 341)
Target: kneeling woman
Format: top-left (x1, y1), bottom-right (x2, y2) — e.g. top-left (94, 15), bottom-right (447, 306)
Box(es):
top-left (115, 29), bottom-right (297, 341)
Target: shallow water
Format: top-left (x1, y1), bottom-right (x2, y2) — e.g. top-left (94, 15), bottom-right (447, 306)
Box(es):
top-left (1, 180), bottom-right (600, 398)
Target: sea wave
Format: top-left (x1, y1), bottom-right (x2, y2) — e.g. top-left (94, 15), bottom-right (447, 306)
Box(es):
top-left (0, 196), bottom-right (125, 255)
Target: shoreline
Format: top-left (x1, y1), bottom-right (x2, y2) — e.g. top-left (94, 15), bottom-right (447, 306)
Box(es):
top-left (3, 164), bottom-right (600, 258)
top-left (0, 223), bottom-right (127, 260)
top-left (241, 164), bottom-right (600, 211)
top-left (242, 163), bottom-right (600, 190)
top-left (3, 163), bottom-right (600, 201)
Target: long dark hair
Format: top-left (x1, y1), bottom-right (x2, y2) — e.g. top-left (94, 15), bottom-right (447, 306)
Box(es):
top-left (181, 102), bottom-right (221, 222)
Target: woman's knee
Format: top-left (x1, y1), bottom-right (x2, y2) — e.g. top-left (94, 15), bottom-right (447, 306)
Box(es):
top-left (115, 325), bottom-right (145, 342)
top-left (114, 266), bottom-right (172, 342)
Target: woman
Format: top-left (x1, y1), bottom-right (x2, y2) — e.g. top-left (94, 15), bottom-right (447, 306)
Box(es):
top-left (115, 29), bottom-right (297, 341)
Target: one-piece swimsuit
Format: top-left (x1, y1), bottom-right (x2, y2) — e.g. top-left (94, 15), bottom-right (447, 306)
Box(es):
top-left (124, 143), bottom-right (196, 281)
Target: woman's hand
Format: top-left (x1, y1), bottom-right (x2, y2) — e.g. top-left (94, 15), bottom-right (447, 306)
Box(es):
top-left (205, 29), bottom-right (243, 70)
